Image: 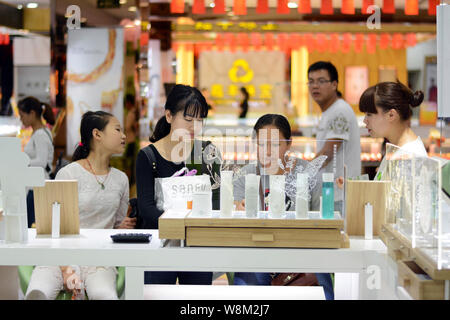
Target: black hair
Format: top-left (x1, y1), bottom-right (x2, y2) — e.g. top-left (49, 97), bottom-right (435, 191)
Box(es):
top-left (125, 94), bottom-right (135, 106)
top-left (308, 61), bottom-right (342, 97)
top-left (72, 111), bottom-right (113, 161)
top-left (359, 81), bottom-right (424, 121)
top-left (149, 84), bottom-right (208, 143)
top-left (253, 114), bottom-right (292, 141)
top-left (18, 97), bottom-right (55, 126)
top-left (240, 87), bottom-right (249, 101)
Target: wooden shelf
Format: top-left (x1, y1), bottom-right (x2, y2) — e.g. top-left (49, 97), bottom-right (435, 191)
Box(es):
top-left (159, 210), bottom-right (349, 249)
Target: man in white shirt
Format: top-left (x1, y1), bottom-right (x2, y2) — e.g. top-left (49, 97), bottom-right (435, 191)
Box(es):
top-left (307, 61), bottom-right (361, 214)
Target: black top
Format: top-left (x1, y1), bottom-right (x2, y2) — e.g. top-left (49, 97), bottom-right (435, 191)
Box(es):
top-left (136, 144), bottom-right (184, 229)
top-left (135, 142), bottom-right (221, 229)
top-left (239, 100), bottom-right (248, 118)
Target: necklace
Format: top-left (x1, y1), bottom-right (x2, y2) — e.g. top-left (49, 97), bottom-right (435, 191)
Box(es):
top-left (86, 158), bottom-right (110, 190)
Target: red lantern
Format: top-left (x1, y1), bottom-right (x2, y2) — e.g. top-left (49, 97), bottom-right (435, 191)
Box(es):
top-left (341, 0), bottom-right (355, 15)
top-left (234, 0), bottom-right (247, 15)
top-left (298, 0), bottom-right (312, 14)
top-left (170, 0), bottom-right (185, 13)
top-left (405, 0), bottom-right (418, 15)
top-left (366, 34), bottom-right (377, 54)
top-left (194, 44), bottom-right (201, 57)
top-left (341, 33), bottom-right (352, 53)
top-left (277, 33), bottom-right (289, 53)
top-left (186, 43), bottom-right (194, 52)
top-left (289, 33), bottom-right (303, 50)
top-left (320, 0), bottom-right (333, 15)
top-left (237, 33), bottom-right (250, 51)
top-left (428, 0), bottom-right (439, 16)
top-left (224, 33), bottom-right (237, 52)
top-left (0, 34), bottom-right (3, 46)
top-left (256, 0), bottom-right (269, 14)
top-left (265, 33), bottom-right (275, 50)
top-left (213, 0), bottom-right (226, 14)
top-left (382, 0), bottom-right (395, 14)
top-left (250, 33), bottom-right (263, 50)
top-left (192, 0), bottom-right (205, 14)
top-left (354, 33), bottom-right (364, 53)
top-left (379, 33), bottom-right (390, 49)
top-left (391, 33), bottom-right (404, 50)
top-left (362, 0), bottom-right (374, 14)
top-left (277, 0), bottom-right (290, 14)
top-left (215, 34), bottom-right (224, 51)
top-left (304, 33), bottom-right (316, 53)
top-left (329, 33), bottom-right (340, 53)
top-left (405, 33), bottom-right (417, 47)
top-left (316, 33), bottom-right (329, 52)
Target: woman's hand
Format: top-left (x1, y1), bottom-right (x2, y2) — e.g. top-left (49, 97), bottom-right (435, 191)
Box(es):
top-left (61, 266), bottom-right (82, 298)
top-left (336, 176), bottom-right (344, 189)
top-left (235, 200), bottom-right (245, 211)
top-left (118, 217), bottom-right (137, 229)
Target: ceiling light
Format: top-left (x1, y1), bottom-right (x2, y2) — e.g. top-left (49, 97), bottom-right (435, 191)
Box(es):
top-left (17, 4), bottom-right (23, 9)
top-left (27, 3), bottom-right (38, 8)
top-left (119, 0), bottom-right (127, 4)
top-left (209, 3), bottom-right (215, 8)
top-left (128, 6), bottom-right (137, 12)
top-left (287, 2), bottom-right (298, 9)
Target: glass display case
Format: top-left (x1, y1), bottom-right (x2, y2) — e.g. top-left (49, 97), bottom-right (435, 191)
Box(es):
top-left (416, 159), bottom-right (450, 270)
top-left (194, 137), bottom-right (345, 219)
top-left (383, 142), bottom-right (449, 270)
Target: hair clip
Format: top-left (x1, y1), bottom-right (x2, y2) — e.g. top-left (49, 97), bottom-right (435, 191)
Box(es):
top-left (185, 169), bottom-right (197, 177)
top-left (78, 142), bottom-right (84, 147)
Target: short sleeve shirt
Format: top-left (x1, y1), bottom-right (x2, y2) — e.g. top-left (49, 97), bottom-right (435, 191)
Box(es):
top-left (316, 98), bottom-right (362, 201)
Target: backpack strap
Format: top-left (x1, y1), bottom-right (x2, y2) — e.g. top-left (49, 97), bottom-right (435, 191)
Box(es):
top-left (142, 145), bottom-right (158, 177)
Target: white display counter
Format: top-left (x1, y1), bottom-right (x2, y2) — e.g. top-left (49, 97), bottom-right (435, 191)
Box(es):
top-left (0, 228), bottom-right (402, 300)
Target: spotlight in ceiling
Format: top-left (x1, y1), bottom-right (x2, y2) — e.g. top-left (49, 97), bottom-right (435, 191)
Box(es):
top-left (27, 3), bottom-right (38, 9)
top-left (287, 2), bottom-right (298, 9)
top-left (128, 6), bottom-right (137, 12)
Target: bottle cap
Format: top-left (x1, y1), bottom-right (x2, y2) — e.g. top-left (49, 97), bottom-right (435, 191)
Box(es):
top-left (322, 173), bottom-right (334, 183)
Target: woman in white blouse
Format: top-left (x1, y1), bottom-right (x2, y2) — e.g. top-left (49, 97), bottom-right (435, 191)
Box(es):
top-left (18, 97), bottom-right (55, 227)
top-left (25, 111), bottom-right (136, 300)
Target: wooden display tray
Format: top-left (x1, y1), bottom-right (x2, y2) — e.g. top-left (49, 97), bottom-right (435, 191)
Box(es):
top-left (159, 210), bottom-right (349, 249)
top-left (381, 223), bottom-right (450, 281)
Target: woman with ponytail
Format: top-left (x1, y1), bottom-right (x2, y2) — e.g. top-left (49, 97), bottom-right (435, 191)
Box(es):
top-left (19, 97), bottom-right (55, 227)
top-left (25, 111), bottom-right (136, 300)
top-left (359, 81), bottom-right (427, 157)
top-left (18, 97), bottom-right (55, 179)
top-left (136, 84), bottom-right (213, 285)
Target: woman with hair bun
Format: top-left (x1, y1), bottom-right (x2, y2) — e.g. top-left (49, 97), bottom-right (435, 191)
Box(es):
top-left (359, 81), bottom-right (427, 157)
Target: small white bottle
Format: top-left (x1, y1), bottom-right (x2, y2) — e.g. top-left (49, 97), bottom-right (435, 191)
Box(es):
top-left (220, 171), bottom-right (234, 217)
top-left (296, 173), bottom-right (309, 219)
top-left (245, 174), bottom-right (259, 218)
top-left (269, 175), bottom-right (285, 218)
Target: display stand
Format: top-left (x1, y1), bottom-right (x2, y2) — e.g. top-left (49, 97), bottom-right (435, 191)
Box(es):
top-left (33, 180), bottom-right (80, 235)
top-left (159, 210), bottom-right (350, 249)
top-left (345, 180), bottom-right (390, 236)
top-left (381, 224), bottom-right (450, 300)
